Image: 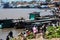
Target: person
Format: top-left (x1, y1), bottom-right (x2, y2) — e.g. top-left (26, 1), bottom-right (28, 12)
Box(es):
top-left (32, 25), bottom-right (38, 34)
top-left (21, 30), bottom-right (27, 40)
top-left (6, 36), bottom-right (9, 40)
top-left (26, 30), bottom-right (30, 36)
top-left (6, 31), bottom-right (13, 40)
top-left (32, 25), bottom-right (38, 38)
top-left (8, 31), bottom-right (13, 38)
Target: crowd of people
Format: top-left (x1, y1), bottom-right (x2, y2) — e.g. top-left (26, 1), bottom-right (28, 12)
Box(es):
top-left (5, 25), bottom-right (43, 40)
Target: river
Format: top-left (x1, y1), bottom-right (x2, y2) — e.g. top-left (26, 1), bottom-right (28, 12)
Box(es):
top-left (0, 28), bottom-right (24, 40)
top-left (0, 8), bottom-right (53, 20)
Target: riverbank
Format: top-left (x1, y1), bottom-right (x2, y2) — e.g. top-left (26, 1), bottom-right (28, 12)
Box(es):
top-left (1, 28), bottom-right (60, 40)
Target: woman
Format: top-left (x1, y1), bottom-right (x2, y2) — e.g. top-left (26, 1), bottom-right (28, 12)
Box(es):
top-left (32, 25), bottom-right (38, 38)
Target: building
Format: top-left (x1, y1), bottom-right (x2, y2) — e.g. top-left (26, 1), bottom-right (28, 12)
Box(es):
top-left (53, 0), bottom-right (60, 2)
top-left (0, 0), bottom-right (1, 6)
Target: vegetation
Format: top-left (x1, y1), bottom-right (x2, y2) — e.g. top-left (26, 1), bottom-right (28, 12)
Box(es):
top-left (27, 32), bottom-right (35, 39)
top-left (44, 26), bottom-right (60, 39)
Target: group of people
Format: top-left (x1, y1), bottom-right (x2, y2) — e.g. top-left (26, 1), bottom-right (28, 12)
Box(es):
top-left (5, 25), bottom-right (44, 40)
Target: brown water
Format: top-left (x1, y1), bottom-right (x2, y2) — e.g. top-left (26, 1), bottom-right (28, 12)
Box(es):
top-left (0, 8), bottom-right (53, 20)
top-left (0, 28), bottom-right (24, 40)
